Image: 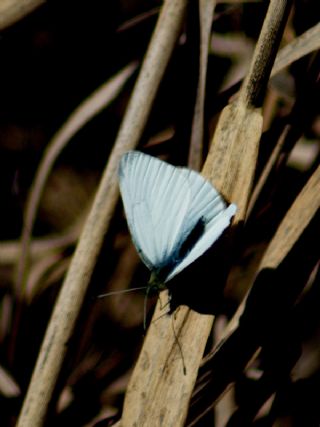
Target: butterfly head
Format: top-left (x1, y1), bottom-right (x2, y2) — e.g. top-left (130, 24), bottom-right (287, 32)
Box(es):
top-left (147, 271), bottom-right (167, 296)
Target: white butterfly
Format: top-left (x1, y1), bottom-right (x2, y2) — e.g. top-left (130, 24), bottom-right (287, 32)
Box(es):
top-left (118, 151), bottom-right (236, 290)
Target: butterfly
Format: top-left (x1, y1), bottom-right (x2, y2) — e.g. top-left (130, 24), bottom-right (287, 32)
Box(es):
top-left (118, 151), bottom-right (237, 294)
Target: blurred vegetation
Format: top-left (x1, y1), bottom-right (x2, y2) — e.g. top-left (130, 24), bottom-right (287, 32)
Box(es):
top-left (0, 0), bottom-right (319, 426)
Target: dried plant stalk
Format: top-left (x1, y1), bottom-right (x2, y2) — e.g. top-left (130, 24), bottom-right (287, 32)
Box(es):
top-left (190, 165), bottom-right (320, 424)
top-left (206, 164), bottom-right (320, 346)
top-left (0, 0), bottom-right (44, 30)
top-left (188, 0), bottom-right (217, 170)
top-left (260, 165), bottom-right (320, 270)
top-left (271, 21), bottom-right (320, 77)
top-left (119, 1), bottom-right (292, 426)
top-left (246, 124), bottom-right (290, 216)
top-left (16, 1), bottom-right (188, 426)
top-left (15, 63), bottom-right (137, 298)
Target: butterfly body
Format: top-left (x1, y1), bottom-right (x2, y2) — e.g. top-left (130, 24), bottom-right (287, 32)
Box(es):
top-left (118, 151), bottom-right (236, 287)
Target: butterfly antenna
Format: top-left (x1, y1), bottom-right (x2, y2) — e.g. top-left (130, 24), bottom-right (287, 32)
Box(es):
top-left (143, 286), bottom-right (151, 330)
top-left (98, 286), bottom-right (148, 298)
top-left (171, 315), bottom-right (187, 375)
top-left (152, 309), bottom-right (170, 324)
top-left (158, 292), bottom-right (171, 311)
top-left (151, 292), bottom-right (173, 323)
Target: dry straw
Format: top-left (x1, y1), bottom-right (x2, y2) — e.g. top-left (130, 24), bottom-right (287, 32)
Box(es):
top-left (119, 1), bottom-right (293, 426)
top-left (16, 0), bottom-right (188, 426)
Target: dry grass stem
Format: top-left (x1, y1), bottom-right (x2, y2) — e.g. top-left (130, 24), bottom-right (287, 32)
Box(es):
top-left (190, 165), bottom-right (320, 424)
top-left (15, 63), bottom-right (137, 298)
top-left (16, 1), bottom-right (188, 425)
top-left (217, 163), bottom-right (320, 348)
top-left (119, 1), bottom-right (291, 426)
top-left (0, 0), bottom-right (45, 30)
top-left (188, 0), bottom-right (216, 170)
top-left (0, 365), bottom-right (20, 398)
top-left (213, 317), bottom-right (235, 427)
top-left (271, 21), bottom-right (320, 78)
top-left (0, 225), bottom-right (80, 265)
top-left (247, 124), bottom-right (290, 216)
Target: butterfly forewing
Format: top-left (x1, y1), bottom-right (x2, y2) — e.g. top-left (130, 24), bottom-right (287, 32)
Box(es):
top-left (119, 151), bottom-right (191, 270)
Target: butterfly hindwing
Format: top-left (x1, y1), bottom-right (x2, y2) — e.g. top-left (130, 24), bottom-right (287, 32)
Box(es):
top-left (166, 203), bottom-right (236, 281)
top-left (165, 168), bottom-right (236, 281)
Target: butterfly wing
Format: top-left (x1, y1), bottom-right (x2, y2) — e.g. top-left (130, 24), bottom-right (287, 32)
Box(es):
top-left (118, 151), bottom-right (191, 271)
top-left (178, 168), bottom-right (227, 234)
top-left (166, 168), bottom-right (237, 281)
top-left (119, 151), bottom-right (237, 282)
